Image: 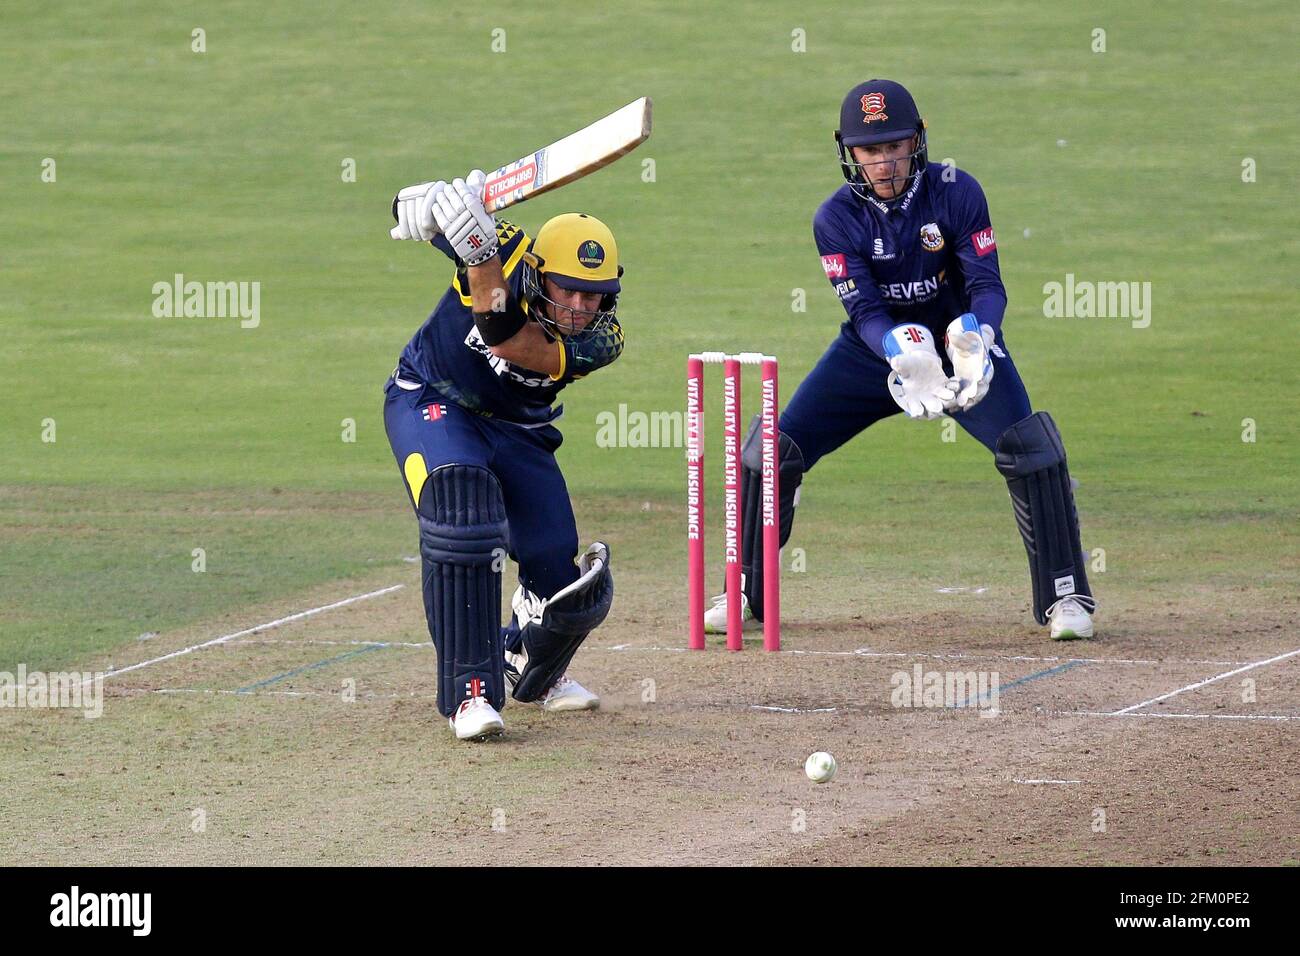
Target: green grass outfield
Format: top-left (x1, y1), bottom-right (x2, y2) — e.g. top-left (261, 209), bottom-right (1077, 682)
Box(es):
top-left (1, 0), bottom-right (1296, 669)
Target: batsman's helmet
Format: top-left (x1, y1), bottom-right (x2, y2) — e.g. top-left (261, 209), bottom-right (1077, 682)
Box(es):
top-left (835, 79), bottom-right (928, 203)
top-left (521, 213), bottom-right (622, 340)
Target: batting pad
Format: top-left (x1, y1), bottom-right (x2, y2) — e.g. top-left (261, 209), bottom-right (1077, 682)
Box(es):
top-left (418, 464), bottom-right (509, 716)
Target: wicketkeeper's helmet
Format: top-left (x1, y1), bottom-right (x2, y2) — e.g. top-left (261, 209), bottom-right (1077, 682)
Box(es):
top-left (835, 78), bottom-right (929, 203)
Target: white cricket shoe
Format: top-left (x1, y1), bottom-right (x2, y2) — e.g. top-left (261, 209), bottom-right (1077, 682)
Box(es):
top-left (504, 650), bottom-right (600, 712)
top-left (538, 674), bottom-right (600, 712)
top-left (448, 696), bottom-right (504, 741)
top-left (1047, 595), bottom-right (1095, 640)
top-left (702, 589), bottom-right (757, 634)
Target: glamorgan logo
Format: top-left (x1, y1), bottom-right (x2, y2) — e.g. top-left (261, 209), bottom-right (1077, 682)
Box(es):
top-left (50, 886), bottom-right (151, 936)
top-left (577, 240), bottom-right (605, 268)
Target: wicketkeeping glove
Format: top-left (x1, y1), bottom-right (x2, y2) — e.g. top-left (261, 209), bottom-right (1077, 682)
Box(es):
top-left (433, 170), bottom-right (499, 266)
top-left (883, 324), bottom-right (958, 420)
top-left (390, 180), bottom-right (447, 241)
top-left (944, 314), bottom-right (996, 412)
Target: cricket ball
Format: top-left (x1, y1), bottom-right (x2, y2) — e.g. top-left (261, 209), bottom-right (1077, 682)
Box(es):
top-left (804, 751), bottom-right (837, 784)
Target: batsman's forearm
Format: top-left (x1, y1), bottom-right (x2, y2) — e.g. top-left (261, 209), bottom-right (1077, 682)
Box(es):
top-left (465, 258), bottom-right (509, 313)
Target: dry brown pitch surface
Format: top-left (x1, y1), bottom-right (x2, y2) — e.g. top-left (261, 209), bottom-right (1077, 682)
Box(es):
top-left (4, 562), bottom-right (1296, 866)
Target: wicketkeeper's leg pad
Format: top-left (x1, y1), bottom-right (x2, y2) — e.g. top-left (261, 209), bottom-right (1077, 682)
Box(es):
top-left (740, 413), bottom-right (804, 621)
top-left (418, 464), bottom-right (509, 717)
top-left (512, 542), bottom-right (613, 702)
top-left (994, 411), bottom-right (1093, 625)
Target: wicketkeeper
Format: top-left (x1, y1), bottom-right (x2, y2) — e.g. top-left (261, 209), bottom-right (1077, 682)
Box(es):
top-left (709, 79), bottom-right (1097, 640)
top-left (385, 173), bottom-right (622, 740)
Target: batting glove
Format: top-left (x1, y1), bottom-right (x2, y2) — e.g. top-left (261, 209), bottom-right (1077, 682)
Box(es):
top-left (433, 170), bottom-right (499, 266)
top-left (944, 314), bottom-right (996, 412)
top-left (390, 180), bottom-right (447, 241)
top-left (883, 324), bottom-right (958, 420)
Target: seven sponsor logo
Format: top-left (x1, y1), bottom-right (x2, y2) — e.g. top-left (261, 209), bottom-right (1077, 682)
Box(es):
top-left (971, 226), bottom-right (997, 257)
top-left (821, 253), bottom-right (847, 278)
top-left (877, 271), bottom-right (945, 303)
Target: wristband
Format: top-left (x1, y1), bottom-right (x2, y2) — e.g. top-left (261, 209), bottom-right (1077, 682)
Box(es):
top-left (463, 238), bottom-right (500, 267)
top-left (474, 308), bottom-right (527, 346)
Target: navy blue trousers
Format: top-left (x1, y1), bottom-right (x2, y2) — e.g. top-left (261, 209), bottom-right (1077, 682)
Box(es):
top-left (383, 379), bottom-right (580, 654)
top-left (781, 325), bottom-right (1033, 467)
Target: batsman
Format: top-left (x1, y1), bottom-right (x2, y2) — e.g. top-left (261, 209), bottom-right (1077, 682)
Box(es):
top-left (385, 173), bottom-right (621, 740)
top-left (709, 79), bottom-right (1097, 640)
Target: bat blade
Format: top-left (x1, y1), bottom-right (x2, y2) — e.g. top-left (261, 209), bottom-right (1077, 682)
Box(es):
top-left (480, 97), bottom-right (653, 213)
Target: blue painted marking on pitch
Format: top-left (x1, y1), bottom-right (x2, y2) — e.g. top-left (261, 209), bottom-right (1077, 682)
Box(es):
top-left (959, 659), bottom-right (1085, 708)
top-left (236, 644), bottom-right (384, 694)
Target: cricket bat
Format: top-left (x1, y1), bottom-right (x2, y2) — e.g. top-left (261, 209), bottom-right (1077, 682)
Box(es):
top-left (478, 97), bottom-right (652, 213)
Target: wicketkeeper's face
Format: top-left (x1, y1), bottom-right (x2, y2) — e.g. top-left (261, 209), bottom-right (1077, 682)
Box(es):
top-left (851, 137), bottom-right (917, 198)
top-left (544, 277), bottom-right (604, 334)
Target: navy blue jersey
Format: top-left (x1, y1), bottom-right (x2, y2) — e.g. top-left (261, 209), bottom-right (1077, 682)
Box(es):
top-left (395, 220), bottom-right (624, 426)
top-left (813, 164), bottom-right (1005, 358)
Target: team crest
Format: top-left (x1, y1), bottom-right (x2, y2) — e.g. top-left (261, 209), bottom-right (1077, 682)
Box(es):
top-left (577, 240), bottom-right (605, 269)
top-left (920, 222), bottom-right (945, 252)
top-left (860, 92), bottom-right (887, 123)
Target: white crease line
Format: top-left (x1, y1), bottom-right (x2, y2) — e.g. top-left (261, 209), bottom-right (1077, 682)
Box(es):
top-left (1108, 647), bottom-right (1300, 716)
top-left (146, 687), bottom-right (435, 701)
top-left (750, 705), bottom-right (838, 714)
top-left (1014, 779), bottom-right (1082, 785)
top-left (85, 584), bottom-right (405, 685)
top-left (604, 645), bottom-right (1247, 667)
top-left (1066, 710), bottom-right (1299, 722)
top-left (225, 638), bottom-right (428, 649)
top-left (127, 690), bottom-right (1299, 721)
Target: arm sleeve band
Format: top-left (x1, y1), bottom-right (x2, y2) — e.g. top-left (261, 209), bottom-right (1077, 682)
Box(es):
top-left (473, 309), bottom-right (528, 346)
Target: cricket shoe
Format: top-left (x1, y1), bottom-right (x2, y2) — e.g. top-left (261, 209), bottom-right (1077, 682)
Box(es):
top-left (1047, 595), bottom-right (1096, 640)
top-left (504, 650), bottom-right (600, 712)
top-left (506, 584), bottom-right (601, 711)
top-left (448, 696), bottom-right (504, 741)
top-left (702, 587), bottom-right (758, 635)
